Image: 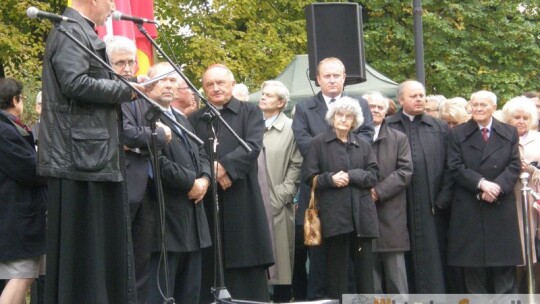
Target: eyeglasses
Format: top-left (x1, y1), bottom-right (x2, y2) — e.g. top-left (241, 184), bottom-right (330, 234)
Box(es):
top-left (112, 60), bottom-right (137, 68)
top-left (18, 94), bottom-right (26, 101)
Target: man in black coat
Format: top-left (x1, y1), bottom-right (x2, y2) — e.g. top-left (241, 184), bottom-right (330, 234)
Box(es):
top-left (108, 36), bottom-right (172, 304)
top-left (365, 92), bottom-right (412, 294)
top-left (386, 80), bottom-right (450, 293)
top-left (143, 62), bottom-right (212, 303)
top-left (38, 1), bottom-right (143, 302)
top-left (447, 90), bottom-right (522, 294)
top-left (291, 57), bottom-right (374, 299)
top-left (189, 64), bottom-right (274, 303)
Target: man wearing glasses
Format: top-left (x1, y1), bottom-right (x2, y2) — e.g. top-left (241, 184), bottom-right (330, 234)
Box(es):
top-left (106, 36), bottom-right (172, 304)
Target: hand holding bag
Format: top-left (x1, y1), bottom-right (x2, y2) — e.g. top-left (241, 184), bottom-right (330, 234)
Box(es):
top-left (304, 175), bottom-right (321, 246)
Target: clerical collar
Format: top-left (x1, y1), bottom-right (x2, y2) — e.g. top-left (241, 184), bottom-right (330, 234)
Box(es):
top-left (78, 12), bottom-right (96, 30)
top-left (402, 111), bottom-right (418, 121)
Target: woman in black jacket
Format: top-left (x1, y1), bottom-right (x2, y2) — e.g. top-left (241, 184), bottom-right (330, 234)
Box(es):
top-left (0, 78), bottom-right (46, 303)
top-left (304, 97), bottom-right (380, 300)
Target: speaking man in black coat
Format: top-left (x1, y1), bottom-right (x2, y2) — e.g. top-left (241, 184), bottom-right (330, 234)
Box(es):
top-left (447, 90), bottom-right (522, 294)
top-left (38, 1), bottom-right (144, 302)
top-left (291, 57), bottom-right (374, 299)
top-left (189, 64), bottom-right (274, 302)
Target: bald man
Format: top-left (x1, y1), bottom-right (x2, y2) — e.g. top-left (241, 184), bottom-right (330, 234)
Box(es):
top-left (189, 64), bottom-right (274, 302)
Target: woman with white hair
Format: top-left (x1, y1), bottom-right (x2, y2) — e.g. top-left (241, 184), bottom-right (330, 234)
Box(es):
top-left (259, 80), bottom-right (302, 302)
top-left (502, 96), bottom-right (540, 291)
top-left (304, 97), bottom-right (380, 299)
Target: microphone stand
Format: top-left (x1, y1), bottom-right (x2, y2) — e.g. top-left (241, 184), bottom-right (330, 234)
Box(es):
top-left (520, 172), bottom-right (536, 302)
top-left (53, 23), bottom-right (206, 304)
top-left (134, 22), bottom-right (251, 303)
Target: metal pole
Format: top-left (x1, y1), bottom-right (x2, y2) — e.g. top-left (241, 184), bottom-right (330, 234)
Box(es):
top-left (413, 0), bottom-right (425, 85)
top-left (520, 172), bottom-right (536, 303)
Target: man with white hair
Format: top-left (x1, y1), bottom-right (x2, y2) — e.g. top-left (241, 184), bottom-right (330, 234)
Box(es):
top-left (447, 90), bottom-right (522, 294)
top-left (365, 91), bottom-right (412, 294)
top-left (108, 36), bottom-right (171, 304)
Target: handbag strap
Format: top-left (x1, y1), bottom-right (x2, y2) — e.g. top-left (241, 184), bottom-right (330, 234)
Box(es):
top-left (308, 175), bottom-right (318, 210)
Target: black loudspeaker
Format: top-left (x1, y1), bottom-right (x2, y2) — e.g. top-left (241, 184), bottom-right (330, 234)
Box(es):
top-left (305, 3), bottom-right (366, 85)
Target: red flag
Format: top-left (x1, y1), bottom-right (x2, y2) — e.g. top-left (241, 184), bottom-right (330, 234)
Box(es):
top-left (129, 0), bottom-right (157, 76)
top-left (73, 0), bottom-right (158, 75)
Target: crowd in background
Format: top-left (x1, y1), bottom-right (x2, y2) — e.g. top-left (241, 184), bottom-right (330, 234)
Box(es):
top-left (1, 14), bottom-right (540, 303)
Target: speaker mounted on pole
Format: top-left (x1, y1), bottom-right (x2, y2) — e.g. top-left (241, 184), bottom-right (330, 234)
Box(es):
top-left (305, 3), bottom-right (367, 86)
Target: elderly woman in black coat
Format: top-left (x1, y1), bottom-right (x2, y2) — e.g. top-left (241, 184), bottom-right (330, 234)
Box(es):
top-left (0, 78), bottom-right (46, 303)
top-left (304, 97), bottom-right (380, 299)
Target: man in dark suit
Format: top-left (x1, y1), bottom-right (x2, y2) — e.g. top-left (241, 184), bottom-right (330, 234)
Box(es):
top-left (447, 90), bottom-right (522, 294)
top-left (189, 64), bottom-right (274, 302)
top-left (142, 62), bottom-right (211, 303)
top-left (109, 36), bottom-right (172, 304)
top-left (291, 57), bottom-right (374, 299)
top-left (365, 91), bottom-right (412, 294)
top-left (386, 80), bottom-right (450, 293)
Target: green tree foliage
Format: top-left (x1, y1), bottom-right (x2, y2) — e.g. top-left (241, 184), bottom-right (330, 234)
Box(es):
top-left (156, 0), bottom-right (540, 103)
top-left (1, 0), bottom-right (538, 120)
top-left (0, 0), bottom-right (65, 123)
top-left (361, 0), bottom-right (540, 102)
top-left (155, 0), bottom-right (311, 89)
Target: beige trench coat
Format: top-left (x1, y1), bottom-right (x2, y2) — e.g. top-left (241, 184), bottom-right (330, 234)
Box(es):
top-left (263, 112), bottom-right (303, 284)
top-left (516, 130), bottom-right (540, 264)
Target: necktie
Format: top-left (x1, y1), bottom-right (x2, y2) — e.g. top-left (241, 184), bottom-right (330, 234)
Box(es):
top-left (481, 128), bottom-right (489, 142)
top-left (164, 110), bottom-right (196, 162)
top-left (330, 98), bottom-right (336, 103)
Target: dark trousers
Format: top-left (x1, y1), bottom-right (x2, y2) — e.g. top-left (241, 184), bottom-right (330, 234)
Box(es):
top-left (292, 224), bottom-right (308, 301)
top-left (225, 266), bottom-right (270, 302)
top-left (129, 190), bottom-right (155, 304)
top-left (273, 284), bottom-right (292, 303)
top-left (307, 243), bottom-right (327, 300)
top-left (148, 250), bottom-right (202, 304)
top-left (463, 266), bottom-right (517, 294)
top-left (326, 234), bottom-right (375, 300)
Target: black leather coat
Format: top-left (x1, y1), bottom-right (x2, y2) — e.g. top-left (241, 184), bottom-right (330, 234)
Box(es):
top-left (38, 8), bottom-right (133, 182)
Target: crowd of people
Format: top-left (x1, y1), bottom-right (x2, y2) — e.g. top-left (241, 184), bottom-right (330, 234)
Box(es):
top-left (2, 1), bottom-right (540, 303)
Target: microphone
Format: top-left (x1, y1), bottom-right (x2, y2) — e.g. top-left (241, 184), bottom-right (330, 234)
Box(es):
top-left (112, 11), bottom-right (159, 25)
top-left (26, 7), bottom-right (73, 23)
